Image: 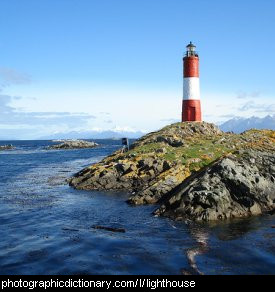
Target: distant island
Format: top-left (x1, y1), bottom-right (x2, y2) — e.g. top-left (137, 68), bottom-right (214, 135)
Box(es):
top-left (69, 122), bottom-right (275, 222)
top-left (0, 144), bottom-right (15, 151)
top-left (46, 139), bottom-right (98, 150)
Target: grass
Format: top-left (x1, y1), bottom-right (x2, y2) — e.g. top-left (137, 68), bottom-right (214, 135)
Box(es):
top-left (127, 137), bottom-right (234, 174)
top-left (113, 128), bottom-right (274, 173)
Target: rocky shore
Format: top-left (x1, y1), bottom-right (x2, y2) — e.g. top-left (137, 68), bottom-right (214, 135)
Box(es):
top-left (69, 122), bottom-right (275, 222)
top-left (0, 144), bottom-right (14, 151)
top-left (47, 139), bottom-right (98, 150)
top-left (154, 149), bottom-right (275, 221)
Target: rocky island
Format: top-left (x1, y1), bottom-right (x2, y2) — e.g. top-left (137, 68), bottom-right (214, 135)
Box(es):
top-left (47, 139), bottom-right (98, 150)
top-left (69, 122), bottom-right (275, 222)
top-left (0, 144), bottom-right (15, 151)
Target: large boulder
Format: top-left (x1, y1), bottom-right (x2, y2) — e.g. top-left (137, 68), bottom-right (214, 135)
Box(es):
top-left (154, 150), bottom-right (275, 221)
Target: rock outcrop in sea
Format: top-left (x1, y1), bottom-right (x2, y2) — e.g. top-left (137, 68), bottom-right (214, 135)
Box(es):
top-left (47, 139), bottom-right (98, 150)
top-left (0, 144), bottom-right (14, 151)
top-left (69, 122), bottom-right (275, 221)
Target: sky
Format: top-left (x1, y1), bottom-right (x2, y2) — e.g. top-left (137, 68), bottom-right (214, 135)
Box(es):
top-left (0, 0), bottom-right (275, 139)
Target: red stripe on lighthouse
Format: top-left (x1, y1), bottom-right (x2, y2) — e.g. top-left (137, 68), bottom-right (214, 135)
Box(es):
top-left (184, 56), bottom-right (199, 77)
top-left (182, 100), bottom-right (201, 122)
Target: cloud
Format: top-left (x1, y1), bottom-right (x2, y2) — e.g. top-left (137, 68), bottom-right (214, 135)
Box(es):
top-left (218, 114), bottom-right (238, 119)
top-left (236, 91), bottom-right (261, 99)
top-left (111, 125), bottom-right (146, 133)
top-left (0, 95), bottom-right (15, 113)
top-left (0, 95), bottom-right (96, 129)
top-left (104, 120), bottom-right (113, 124)
top-left (0, 67), bottom-right (31, 89)
top-left (238, 100), bottom-right (275, 113)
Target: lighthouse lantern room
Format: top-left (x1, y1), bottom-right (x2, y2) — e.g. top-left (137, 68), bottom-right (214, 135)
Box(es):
top-left (182, 42), bottom-right (202, 122)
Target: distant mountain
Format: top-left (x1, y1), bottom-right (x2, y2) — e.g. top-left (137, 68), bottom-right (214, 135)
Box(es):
top-left (39, 129), bottom-right (146, 140)
top-left (219, 115), bottom-right (275, 133)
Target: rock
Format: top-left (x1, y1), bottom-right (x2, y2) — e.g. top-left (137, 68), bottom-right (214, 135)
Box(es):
top-left (47, 139), bottom-right (98, 150)
top-left (156, 147), bottom-right (167, 153)
top-left (62, 227), bottom-right (79, 232)
top-left (115, 162), bottom-right (132, 173)
top-left (138, 157), bottom-right (154, 169)
top-left (0, 144), bottom-right (14, 150)
top-left (92, 225), bottom-right (126, 233)
top-left (154, 150), bottom-right (275, 222)
top-left (156, 136), bottom-right (184, 147)
top-left (127, 164), bottom-right (187, 205)
top-left (187, 158), bottom-right (202, 164)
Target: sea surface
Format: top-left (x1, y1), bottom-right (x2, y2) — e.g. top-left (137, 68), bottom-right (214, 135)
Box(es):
top-left (0, 140), bottom-right (274, 275)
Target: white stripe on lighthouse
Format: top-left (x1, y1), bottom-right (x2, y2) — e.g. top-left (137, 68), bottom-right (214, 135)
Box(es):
top-left (183, 77), bottom-right (200, 100)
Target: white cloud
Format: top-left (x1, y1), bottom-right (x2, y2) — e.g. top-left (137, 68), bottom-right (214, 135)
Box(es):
top-left (0, 94), bottom-right (96, 133)
top-left (0, 67), bottom-right (31, 90)
top-left (236, 91), bottom-right (261, 99)
top-left (238, 100), bottom-right (275, 113)
top-left (111, 125), bottom-right (146, 133)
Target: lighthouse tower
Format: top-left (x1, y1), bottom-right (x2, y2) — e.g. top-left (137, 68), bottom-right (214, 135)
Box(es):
top-left (182, 42), bottom-right (202, 122)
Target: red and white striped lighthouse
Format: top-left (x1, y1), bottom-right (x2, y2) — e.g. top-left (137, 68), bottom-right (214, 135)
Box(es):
top-left (182, 42), bottom-right (202, 122)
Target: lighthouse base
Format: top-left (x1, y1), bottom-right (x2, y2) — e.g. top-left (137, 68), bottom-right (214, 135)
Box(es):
top-left (182, 100), bottom-right (202, 122)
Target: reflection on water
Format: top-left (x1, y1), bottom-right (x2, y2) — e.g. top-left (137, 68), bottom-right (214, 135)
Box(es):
top-left (0, 140), bottom-right (274, 275)
top-left (181, 224), bottom-right (209, 275)
top-left (210, 218), bottom-right (264, 241)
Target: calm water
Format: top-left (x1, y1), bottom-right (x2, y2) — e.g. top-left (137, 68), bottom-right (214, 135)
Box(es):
top-left (0, 140), bottom-right (274, 275)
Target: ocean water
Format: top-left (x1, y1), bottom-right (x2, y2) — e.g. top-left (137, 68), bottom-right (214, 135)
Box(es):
top-left (0, 140), bottom-right (274, 275)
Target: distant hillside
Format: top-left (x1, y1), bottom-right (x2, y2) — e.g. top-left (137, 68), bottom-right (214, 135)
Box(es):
top-left (219, 115), bottom-right (275, 133)
top-left (39, 129), bottom-right (145, 140)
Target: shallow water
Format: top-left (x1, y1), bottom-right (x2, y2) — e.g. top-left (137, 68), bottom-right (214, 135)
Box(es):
top-left (0, 140), bottom-right (274, 275)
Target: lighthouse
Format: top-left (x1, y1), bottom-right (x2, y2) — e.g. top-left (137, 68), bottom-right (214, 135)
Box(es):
top-left (182, 42), bottom-right (202, 122)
